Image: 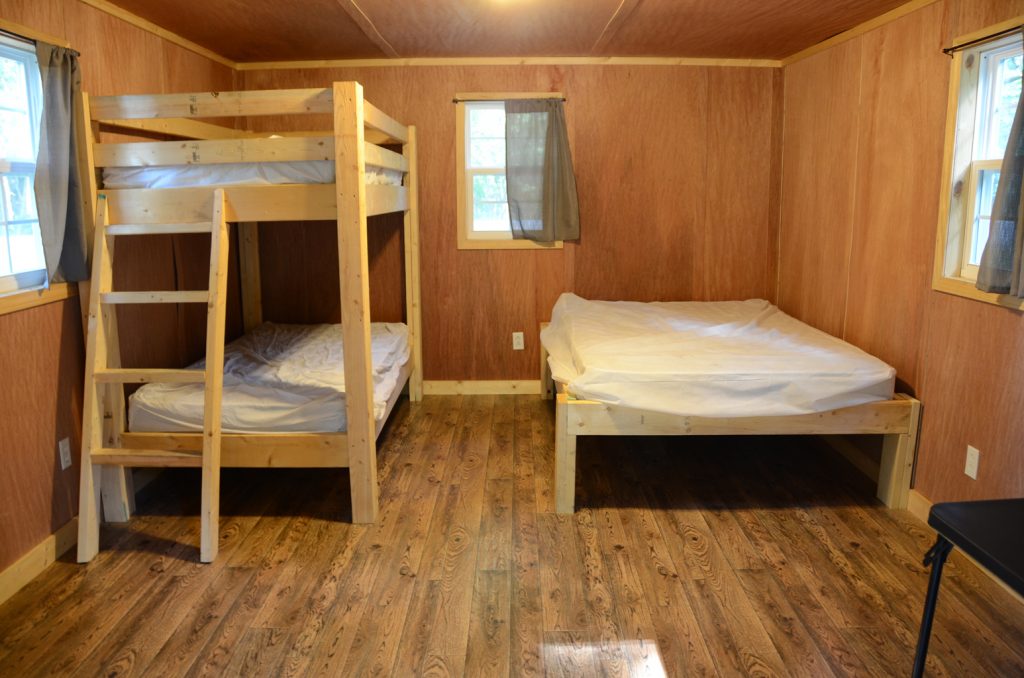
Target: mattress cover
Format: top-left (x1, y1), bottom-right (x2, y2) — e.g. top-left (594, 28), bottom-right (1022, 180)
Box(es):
top-left (129, 322), bottom-right (410, 433)
top-left (102, 161), bottom-right (403, 190)
top-left (540, 293), bottom-right (896, 418)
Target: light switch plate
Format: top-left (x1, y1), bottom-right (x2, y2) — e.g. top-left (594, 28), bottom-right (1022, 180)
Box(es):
top-left (964, 445), bottom-right (980, 480)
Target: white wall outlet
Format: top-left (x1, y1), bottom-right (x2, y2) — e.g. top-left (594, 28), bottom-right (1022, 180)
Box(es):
top-left (512, 331), bottom-right (525, 351)
top-left (58, 438), bottom-right (72, 470)
top-left (964, 445), bottom-right (980, 480)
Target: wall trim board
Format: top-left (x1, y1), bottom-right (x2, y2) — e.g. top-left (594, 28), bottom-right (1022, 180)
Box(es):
top-left (0, 518), bottom-right (77, 606)
top-left (781, 0), bottom-right (941, 66)
top-left (906, 489), bottom-right (1024, 606)
top-left (423, 380), bottom-right (542, 395)
top-left (0, 17), bottom-right (71, 48)
top-left (235, 56), bottom-right (783, 71)
top-left (0, 283), bottom-right (77, 317)
top-left (77, 0), bottom-right (238, 69)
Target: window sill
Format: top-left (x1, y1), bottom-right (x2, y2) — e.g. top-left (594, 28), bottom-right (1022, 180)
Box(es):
top-left (0, 282), bottom-right (78, 317)
top-left (457, 238), bottom-right (563, 251)
top-left (932, 275), bottom-right (1024, 312)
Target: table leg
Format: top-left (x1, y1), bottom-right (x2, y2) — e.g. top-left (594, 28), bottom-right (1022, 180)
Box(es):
top-left (912, 535), bottom-right (953, 678)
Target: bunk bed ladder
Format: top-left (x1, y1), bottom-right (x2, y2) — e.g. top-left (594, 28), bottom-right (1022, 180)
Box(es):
top-left (77, 189), bottom-right (230, 564)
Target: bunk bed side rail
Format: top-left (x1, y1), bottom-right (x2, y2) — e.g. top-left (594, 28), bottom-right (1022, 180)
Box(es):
top-left (90, 88), bottom-right (335, 119)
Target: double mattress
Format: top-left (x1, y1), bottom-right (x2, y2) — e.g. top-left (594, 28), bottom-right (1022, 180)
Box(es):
top-left (129, 322), bottom-right (410, 433)
top-left (541, 293), bottom-right (895, 418)
top-left (103, 161), bottom-right (404, 190)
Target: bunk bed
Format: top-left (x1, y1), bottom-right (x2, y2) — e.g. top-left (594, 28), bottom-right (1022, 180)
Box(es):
top-left (75, 83), bottom-right (422, 563)
top-left (540, 294), bottom-right (922, 514)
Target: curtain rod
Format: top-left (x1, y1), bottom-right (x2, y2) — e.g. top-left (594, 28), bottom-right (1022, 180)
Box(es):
top-left (452, 96), bottom-right (566, 103)
top-left (943, 24), bottom-right (1022, 56)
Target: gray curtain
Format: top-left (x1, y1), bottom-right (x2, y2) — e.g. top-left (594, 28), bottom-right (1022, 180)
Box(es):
top-left (34, 42), bottom-right (88, 283)
top-left (976, 33), bottom-right (1024, 297)
top-left (505, 99), bottom-right (579, 242)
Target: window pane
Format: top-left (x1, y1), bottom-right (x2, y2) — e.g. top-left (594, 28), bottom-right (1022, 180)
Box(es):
top-left (970, 168), bottom-right (1000, 265)
top-left (473, 200), bottom-right (510, 233)
top-left (0, 109), bottom-right (34, 160)
top-left (472, 173), bottom-right (507, 203)
top-left (0, 56), bottom-right (28, 112)
top-left (469, 139), bottom-right (505, 169)
top-left (7, 220), bottom-right (44, 273)
top-left (987, 52), bottom-right (1023, 158)
top-left (4, 173), bottom-right (36, 220)
top-left (0, 227), bottom-right (10, 276)
top-left (469, 106), bottom-right (505, 139)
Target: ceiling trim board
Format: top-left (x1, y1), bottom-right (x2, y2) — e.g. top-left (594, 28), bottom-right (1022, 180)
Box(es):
top-left (0, 17), bottom-right (71, 48)
top-left (336, 0), bottom-right (401, 58)
top-left (781, 0), bottom-right (940, 66)
top-left (235, 56), bottom-right (784, 71)
top-left (78, 0), bottom-right (238, 69)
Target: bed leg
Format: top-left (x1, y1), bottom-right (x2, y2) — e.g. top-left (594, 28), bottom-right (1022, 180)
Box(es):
top-left (878, 397), bottom-right (921, 509)
top-left (539, 322), bottom-right (552, 400)
top-left (554, 393), bottom-right (576, 514)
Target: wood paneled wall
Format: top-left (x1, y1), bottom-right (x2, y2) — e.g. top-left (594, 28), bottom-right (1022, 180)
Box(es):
top-left (778, 0), bottom-right (1024, 503)
top-left (0, 0), bottom-right (237, 571)
top-left (242, 64), bottom-right (781, 380)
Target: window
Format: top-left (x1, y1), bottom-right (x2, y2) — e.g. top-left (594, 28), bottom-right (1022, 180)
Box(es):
top-left (455, 93), bottom-right (563, 250)
top-left (0, 34), bottom-right (45, 295)
top-left (935, 29), bottom-right (1023, 305)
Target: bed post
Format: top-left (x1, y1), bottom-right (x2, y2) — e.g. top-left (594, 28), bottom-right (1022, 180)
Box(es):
top-left (878, 394), bottom-right (922, 510)
top-left (403, 126), bottom-right (423, 401)
top-left (75, 90), bottom-right (133, 524)
top-left (539, 322), bottom-right (552, 399)
top-left (554, 393), bottom-right (577, 514)
top-left (238, 222), bottom-right (263, 332)
top-left (334, 81), bottom-right (379, 523)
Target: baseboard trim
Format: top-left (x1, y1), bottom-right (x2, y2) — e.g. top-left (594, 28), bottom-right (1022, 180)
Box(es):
top-left (0, 518), bottom-right (78, 606)
top-left (905, 489), bottom-right (1024, 606)
top-left (423, 380), bottom-right (541, 395)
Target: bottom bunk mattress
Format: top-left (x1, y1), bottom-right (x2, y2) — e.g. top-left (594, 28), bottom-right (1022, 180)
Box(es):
top-left (129, 322), bottom-right (410, 433)
top-left (541, 293), bottom-right (896, 418)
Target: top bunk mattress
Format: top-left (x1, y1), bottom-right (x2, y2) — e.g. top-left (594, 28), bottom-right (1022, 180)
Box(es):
top-left (540, 293), bottom-right (896, 418)
top-left (129, 322), bottom-right (410, 434)
top-left (102, 161), bottom-right (403, 190)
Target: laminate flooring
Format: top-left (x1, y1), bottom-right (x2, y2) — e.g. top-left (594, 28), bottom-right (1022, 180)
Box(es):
top-left (1, 395), bottom-right (1022, 677)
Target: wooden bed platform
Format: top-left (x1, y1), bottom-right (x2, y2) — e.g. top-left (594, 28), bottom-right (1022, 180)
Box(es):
top-left (540, 328), bottom-right (922, 514)
top-left (76, 83), bottom-right (422, 562)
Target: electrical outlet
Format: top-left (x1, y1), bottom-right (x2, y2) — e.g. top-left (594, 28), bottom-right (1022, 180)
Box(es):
top-left (58, 438), bottom-right (72, 470)
top-left (512, 331), bottom-right (525, 351)
top-left (964, 445), bottom-right (980, 480)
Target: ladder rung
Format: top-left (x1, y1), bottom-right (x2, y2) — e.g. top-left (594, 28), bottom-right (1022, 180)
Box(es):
top-left (91, 448), bottom-right (203, 467)
top-left (101, 291), bottom-right (209, 304)
top-left (95, 368), bottom-right (205, 384)
top-left (106, 223), bottom-right (213, 236)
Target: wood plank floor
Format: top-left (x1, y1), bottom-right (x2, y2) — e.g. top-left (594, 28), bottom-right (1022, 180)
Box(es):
top-left (1, 394), bottom-right (1023, 677)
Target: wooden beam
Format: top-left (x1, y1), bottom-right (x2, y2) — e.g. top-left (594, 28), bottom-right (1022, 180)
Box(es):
top-left (334, 81), bottom-right (378, 524)
top-left (90, 88), bottom-right (333, 120)
top-left (98, 118), bottom-right (257, 141)
top-left (402, 126), bottom-right (423, 402)
top-left (363, 101), bottom-right (408, 143)
top-left (238, 222), bottom-right (263, 332)
top-left (94, 136), bottom-right (334, 167)
top-left (234, 56), bottom-right (783, 70)
top-left (335, 0), bottom-right (401, 57)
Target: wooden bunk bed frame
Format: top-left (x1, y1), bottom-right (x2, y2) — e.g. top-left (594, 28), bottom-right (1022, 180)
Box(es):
top-left (76, 83), bottom-right (422, 562)
top-left (539, 326), bottom-right (922, 514)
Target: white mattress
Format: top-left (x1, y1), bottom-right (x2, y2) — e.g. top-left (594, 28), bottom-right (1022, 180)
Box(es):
top-left (102, 161), bottom-right (403, 189)
top-left (129, 322), bottom-right (410, 433)
top-left (541, 293), bottom-right (896, 418)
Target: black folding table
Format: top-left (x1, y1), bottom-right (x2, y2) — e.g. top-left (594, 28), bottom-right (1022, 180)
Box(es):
top-left (912, 498), bottom-right (1024, 677)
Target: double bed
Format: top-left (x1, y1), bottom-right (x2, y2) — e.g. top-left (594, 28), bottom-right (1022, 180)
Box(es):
top-left (540, 293), bottom-right (921, 513)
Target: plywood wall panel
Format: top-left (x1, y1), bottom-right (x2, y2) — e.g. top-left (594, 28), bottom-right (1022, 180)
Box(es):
top-left (0, 299), bottom-right (84, 570)
top-left (703, 67), bottom-right (775, 301)
top-left (915, 293), bottom-right (1024, 501)
top-left (778, 39), bottom-right (864, 337)
top-left (0, 0), bottom-right (65, 39)
top-left (778, 0), bottom-right (1024, 503)
top-left (843, 4), bottom-right (948, 389)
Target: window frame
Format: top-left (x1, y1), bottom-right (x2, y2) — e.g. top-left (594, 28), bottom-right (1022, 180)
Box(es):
top-left (933, 22), bottom-right (1024, 311)
top-left (455, 91), bottom-right (564, 251)
top-left (0, 32), bottom-right (47, 297)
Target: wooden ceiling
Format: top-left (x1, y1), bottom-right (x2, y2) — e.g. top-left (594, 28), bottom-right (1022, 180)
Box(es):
top-left (106, 0), bottom-right (913, 62)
